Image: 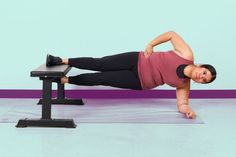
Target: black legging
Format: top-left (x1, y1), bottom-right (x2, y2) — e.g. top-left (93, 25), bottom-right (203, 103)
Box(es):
top-left (68, 52), bottom-right (142, 90)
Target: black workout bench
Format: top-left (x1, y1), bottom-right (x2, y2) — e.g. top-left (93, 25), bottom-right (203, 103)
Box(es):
top-left (16, 64), bottom-right (84, 128)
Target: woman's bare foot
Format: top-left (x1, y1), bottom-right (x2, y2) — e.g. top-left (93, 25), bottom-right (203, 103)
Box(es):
top-left (61, 76), bottom-right (69, 84)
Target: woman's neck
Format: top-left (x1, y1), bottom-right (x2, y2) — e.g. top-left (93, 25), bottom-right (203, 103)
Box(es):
top-left (184, 64), bottom-right (195, 78)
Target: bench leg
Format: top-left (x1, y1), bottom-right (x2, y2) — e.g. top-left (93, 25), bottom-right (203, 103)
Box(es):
top-left (16, 79), bottom-right (76, 128)
top-left (42, 79), bottom-right (52, 119)
top-left (37, 82), bottom-right (84, 105)
top-left (57, 83), bottom-right (65, 99)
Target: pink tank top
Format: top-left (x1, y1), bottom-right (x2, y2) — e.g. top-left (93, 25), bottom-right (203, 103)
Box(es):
top-left (137, 50), bottom-right (194, 89)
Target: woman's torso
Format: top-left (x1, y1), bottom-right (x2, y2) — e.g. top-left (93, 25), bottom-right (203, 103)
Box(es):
top-left (137, 50), bottom-right (194, 90)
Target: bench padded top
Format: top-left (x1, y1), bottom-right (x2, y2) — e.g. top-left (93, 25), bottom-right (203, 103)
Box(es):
top-left (31, 64), bottom-right (71, 77)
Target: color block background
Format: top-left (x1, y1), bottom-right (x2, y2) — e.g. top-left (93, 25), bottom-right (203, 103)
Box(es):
top-left (0, 0), bottom-right (235, 90)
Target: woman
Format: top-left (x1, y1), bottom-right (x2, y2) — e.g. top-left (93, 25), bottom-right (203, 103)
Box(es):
top-left (46, 31), bottom-right (217, 119)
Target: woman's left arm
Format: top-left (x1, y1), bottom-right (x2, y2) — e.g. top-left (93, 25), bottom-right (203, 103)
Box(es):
top-left (176, 80), bottom-right (196, 119)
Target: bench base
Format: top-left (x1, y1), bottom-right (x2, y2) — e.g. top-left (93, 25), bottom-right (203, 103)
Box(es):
top-left (37, 99), bottom-right (84, 105)
top-left (16, 118), bottom-right (76, 128)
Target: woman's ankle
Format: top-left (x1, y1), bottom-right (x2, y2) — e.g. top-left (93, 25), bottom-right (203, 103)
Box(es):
top-left (61, 76), bottom-right (69, 84)
top-left (62, 59), bottom-right (69, 65)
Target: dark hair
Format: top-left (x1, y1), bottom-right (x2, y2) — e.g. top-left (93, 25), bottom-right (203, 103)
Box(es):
top-left (200, 64), bottom-right (217, 83)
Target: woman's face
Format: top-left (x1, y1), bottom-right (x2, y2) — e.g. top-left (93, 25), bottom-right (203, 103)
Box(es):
top-left (191, 66), bottom-right (212, 84)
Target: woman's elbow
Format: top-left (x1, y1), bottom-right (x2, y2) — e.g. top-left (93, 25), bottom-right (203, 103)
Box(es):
top-left (168, 31), bottom-right (177, 37)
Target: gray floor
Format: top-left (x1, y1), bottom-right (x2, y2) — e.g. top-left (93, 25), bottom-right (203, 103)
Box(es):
top-left (0, 98), bottom-right (236, 157)
top-left (0, 99), bottom-right (203, 124)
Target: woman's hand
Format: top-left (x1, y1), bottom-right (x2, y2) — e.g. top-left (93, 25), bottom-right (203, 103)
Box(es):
top-left (185, 110), bottom-right (196, 119)
top-left (144, 44), bottom-right (153, 58)
top-left (178, 104), bottom-right (196, 119)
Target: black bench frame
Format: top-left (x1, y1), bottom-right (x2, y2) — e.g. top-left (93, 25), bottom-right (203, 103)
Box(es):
top-left (16, 64), bottom-right (84, 128)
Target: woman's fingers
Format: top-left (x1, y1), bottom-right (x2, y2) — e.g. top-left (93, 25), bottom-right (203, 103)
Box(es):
top-left (186, 111), bottom-right (196, 119)
top-left (144, 49), bottom-right (153, 58)
top-left (186, 112), bottom-right (190, 118)
top-left (145, 47), bottom-right (153, 54)
top-left (144, 45), bottom-right (153, 58)
top-left (144, 52), bottom-right (151, 58)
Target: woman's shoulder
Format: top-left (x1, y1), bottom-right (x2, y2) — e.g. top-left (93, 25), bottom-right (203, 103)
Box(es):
top-left (171, 49), bottom-right (194, 62)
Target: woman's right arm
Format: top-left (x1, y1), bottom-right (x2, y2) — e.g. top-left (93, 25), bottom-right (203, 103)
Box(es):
top-left (145, 31), bottom-right (193, 59)
top-left (147, 31), bottom-right (173, 47)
